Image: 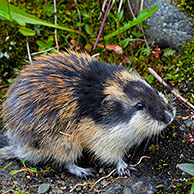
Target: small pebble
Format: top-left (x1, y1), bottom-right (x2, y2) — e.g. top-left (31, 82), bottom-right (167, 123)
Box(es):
top-left (156, 184), bottom-right (165, 189)
top-left (60, 186), bottom-right (66, 190)
top-left (26, 175), bottom-right (31, 179)
top-left (184, 118), bottom-right (193, 127)
top-left (99, 168), bottom-right (104, 174)
top-left (38, 183), bottom-right (51, 193)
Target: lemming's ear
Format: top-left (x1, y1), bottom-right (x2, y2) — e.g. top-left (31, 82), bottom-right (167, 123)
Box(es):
top-left (101, 95), bottom-right (116, 110)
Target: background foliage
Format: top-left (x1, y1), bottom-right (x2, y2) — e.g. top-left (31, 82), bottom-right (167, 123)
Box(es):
top-left (0, 0), bottom-right (193, 102)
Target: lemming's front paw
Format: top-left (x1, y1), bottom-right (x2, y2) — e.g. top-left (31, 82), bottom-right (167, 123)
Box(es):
top-left (117, 159), bottom-right (137, 176)
top-left (66, 163), bottom-right (96, 178)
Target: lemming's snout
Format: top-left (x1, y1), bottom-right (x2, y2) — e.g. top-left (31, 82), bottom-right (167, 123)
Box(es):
top-left (164, 110), bottom-right (174, 124)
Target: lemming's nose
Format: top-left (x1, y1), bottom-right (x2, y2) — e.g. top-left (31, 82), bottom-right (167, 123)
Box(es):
top-left (164, 111), bottom-right (173, 124)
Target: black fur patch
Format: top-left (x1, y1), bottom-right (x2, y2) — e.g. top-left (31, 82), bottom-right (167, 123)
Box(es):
top-left (101, 99), bottom-right (137, 126)
top-left (74, 60), bottom-right (124, 126)
top-left (124, 81), bottom-right (167, 122)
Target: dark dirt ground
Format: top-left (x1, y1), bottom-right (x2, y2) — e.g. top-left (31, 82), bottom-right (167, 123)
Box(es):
top-left (0, 97), bottom-right (194, 194)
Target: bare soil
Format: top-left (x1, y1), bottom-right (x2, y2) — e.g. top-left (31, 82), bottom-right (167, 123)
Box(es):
top-left (0, 100), bottom-right (193, 194)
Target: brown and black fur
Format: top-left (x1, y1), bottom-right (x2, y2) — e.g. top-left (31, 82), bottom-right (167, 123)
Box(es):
top-left (0, 50), bottom-right (175, 177)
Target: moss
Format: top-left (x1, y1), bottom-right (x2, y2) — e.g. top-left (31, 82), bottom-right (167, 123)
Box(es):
top-left (0, 0), bottom-right (193, 93)
top-left (176, 0), bottom-right (194, 21)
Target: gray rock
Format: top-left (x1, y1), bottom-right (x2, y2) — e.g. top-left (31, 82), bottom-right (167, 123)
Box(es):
top-left (130, 180), bottom-right (154, 194)
top-left (131, 0), bottom-right (193, 50)
top-left (101, 185), bottom-right (125, 194)
top-left (38, 183), bottom-right (51, 193)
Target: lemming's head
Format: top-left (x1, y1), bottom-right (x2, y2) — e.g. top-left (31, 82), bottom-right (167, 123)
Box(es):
top-left (100, 70), bottom-right (175, 138)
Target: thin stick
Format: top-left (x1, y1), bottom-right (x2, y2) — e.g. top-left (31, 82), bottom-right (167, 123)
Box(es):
top-left (0, 84), bottom-right (9, 89)
top-left (148, 67), bottom-right (194, 112)
top-left (139, 0), bottom-right (149, 47)
top-left (70, 169), bottom-right (116, 192)
top-left (70, 182), bottom-right (93, 192)
top-left (129, 38), bottom-right (146, 42)
top-left (31, 47), bottom-right (57, 56)
top-left (89, 169), bottom-right (116, 191)
top-left (134, 0), bottom-right (140, 16)
top-left (53, 0), bottom-right (59, 51)
top-left (140, 0), bottom-right (144, 11)
top-left (26, 37), bottom-right (32, 65)
top-left (103, 176), bottom-right (128, 187)
top-left (74, 0), bottom-right (81, 48)
top-left (140, 25), bottom-right (149, 47)
top-left (91, 53), bottom-right (100, 58)
top-left (118, 0), bottom-right (123, 13)
top-left (133, 156), bottom-right (150, 167)
top-left (127, 0), bottom-right (135, 18)
top-left (102, 0), bottom-right (108, 13)
top-left (94, 0), bottom-right (112, 49)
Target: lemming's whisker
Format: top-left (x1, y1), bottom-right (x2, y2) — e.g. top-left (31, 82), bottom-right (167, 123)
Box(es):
top-left (144, 136), bottom-right (151, 153)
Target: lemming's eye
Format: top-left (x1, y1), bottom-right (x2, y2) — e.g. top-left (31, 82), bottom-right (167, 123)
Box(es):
top-left (136, 102), bottom-right (144, 110)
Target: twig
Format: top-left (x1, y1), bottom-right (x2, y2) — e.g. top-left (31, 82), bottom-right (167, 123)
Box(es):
top-left (74, 0), bottom-right (81, 48)
top-left (64, 34), bottom-right (74, 48)
top-left (134, 0), bottom-right (140, 16)
top-left (98, 0), bottom-right (107, 61)
top-left (0, 84), bottom-right (9, 89)
top-left (115, 2), bottom-right (122, 47)
top-left (103, 176), bottom-right (128, 187)
top-left (94, 0), bottom-right (112, 49)
top-left (26, 37), bottom-right (32, 65)
top-left (118, 0), bottom-right (123, 13)
top-left (31, 47), bottom-right (57, 56)
top-left (98, 0), bottom-right (108, 19)
top-left (89, 169), bottom-right (116, 191)
top-left (127, 0), bottom-right (135, 18)
top-left (53, 0), bottom-right (59, 51)
top-left (91, 53), bottom-right (100, 58)
top-left (139, 0), bottom-right (149, 47)
top-left (70, 182), bottom-right (93, 192)
top-left (129, 38), bottom-right (146, 42)
top-left (140, 0), bottom-right (144, 11)
top-left (148, 67), bottom-right (194, 112)
top-left (131, 156), bottom-right (150, 167)
top-left (70, 169), bottom-right (116, 192)
top-left (140, 25), bottom-right (149, 47)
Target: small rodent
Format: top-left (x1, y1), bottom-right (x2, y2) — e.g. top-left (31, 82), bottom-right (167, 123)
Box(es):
top-left (0, 50), bottom-right (175, 177)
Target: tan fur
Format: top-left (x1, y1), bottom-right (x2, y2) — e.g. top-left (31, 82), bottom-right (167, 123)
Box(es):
top-left (0, 50), bottom-right (175, 177)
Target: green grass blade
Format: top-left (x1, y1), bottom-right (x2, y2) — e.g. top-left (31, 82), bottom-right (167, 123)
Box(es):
top-left (10, 169), bottom-right (22, 175)
top-left (29, 168), bottom-right (37, 173)
top-left (0, 0), bottom-right (87, 40)
top-left (177, 163), bottom-right (194, 176)
top-left (103, 5), bottom-right (160, 40)
top-left (0, 162), bottom-right (13, 173)
top-left (190, 182), bottom-right (194, 194)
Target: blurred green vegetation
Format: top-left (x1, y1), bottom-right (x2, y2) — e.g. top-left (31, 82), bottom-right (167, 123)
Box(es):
top-left (0, 0), bottom-right (193, 103)
top-left (177, 0), bottom-right (194, 22)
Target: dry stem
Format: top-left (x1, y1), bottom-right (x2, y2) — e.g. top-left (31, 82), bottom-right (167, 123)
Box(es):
top-left (26, 37), bottom-right (32, 65)
top-left (70, 182), bottom-right (94, 192)
top-left (89, 169), bottom-right (116, 191)
top-left (127, 0), bottom-right (135, 18)
top-left (53, 0), bottom-right (59, 51)
top-left (148, 67), bottom-right (194, 112)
